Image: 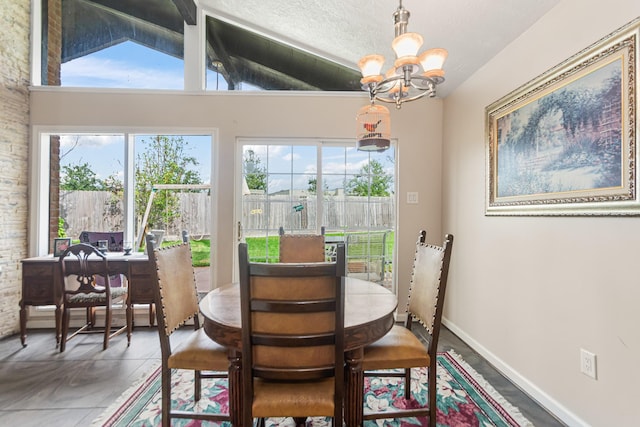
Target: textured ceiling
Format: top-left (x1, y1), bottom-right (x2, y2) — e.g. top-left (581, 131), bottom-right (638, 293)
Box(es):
top-left (199, 0), bottom-right (561, 97)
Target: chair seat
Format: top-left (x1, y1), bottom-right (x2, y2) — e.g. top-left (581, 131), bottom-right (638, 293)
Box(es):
top-left (168, 328), bottom-right (229, 372)
top-left (252, 377), bottom-right (336, 418)
top-left (67, 286), bottom-right (127, 304)
top-left (362, 325), bottom-right (430, 371)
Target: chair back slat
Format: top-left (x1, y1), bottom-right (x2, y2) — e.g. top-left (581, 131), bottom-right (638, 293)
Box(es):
top-left (251, 298), bottom-right (336, 313)
top-left (279, 231), bottom-right (326, 262)
top-left (280, 234), bottom-right (325, 262)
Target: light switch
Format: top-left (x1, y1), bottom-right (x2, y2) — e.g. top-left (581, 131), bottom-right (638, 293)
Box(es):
top-left (407, 192), bottom-right (419, 204)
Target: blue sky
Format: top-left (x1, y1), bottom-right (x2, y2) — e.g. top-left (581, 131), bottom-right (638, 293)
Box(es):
top-left (59, 134), bottom-right (212, 184)
top-left (62, 41), bottom-right (185, 89)
top-left (62, 40), bottom-right (228, 90)
top-left (243, 144), bottom-right (395, 193)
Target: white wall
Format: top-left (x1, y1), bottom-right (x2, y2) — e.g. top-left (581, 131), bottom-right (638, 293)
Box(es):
top-left (442, 1), bottom-right (640, 426)
top-left (29, 89), bottom-right (443, 313)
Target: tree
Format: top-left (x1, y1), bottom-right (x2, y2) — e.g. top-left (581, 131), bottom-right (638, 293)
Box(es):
top-left (135, 135), bottom-right (202, 231)
top-left (60, 162), bottom-right (104, 190)
top-left (243, 149), bottom-right (267, 191)
top-left (102, 173), bottom-right (125, 230)
top-left (345, 159), bottom-right (393, 196)
top-left (308, 178), bottom-right (317, 194)
top-left (307, 177), bottom-right (329, 194)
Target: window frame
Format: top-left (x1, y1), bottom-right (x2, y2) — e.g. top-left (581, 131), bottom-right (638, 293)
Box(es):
top-left (29, 126), bottom-right (217, 259)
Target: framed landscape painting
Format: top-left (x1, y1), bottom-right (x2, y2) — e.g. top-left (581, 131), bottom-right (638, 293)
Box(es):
top-left (485, 18), bottom-right (639, 216)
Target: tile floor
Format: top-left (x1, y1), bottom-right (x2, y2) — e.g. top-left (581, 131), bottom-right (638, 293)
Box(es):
top-left (0, 324), bottom-right (566, 427)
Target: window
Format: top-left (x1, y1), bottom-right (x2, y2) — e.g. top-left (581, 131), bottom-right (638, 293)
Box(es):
top-left (34, 131), bottom-right (212, 256)
top-left (43, 0), bottom-right (185, 88)
top-left (239, 139), bottom-right (396, 289)
top-left (203, 15), bottom-right (360, 91)
top-left (61, 41), bottom-right (184, 89)
top-left (38, 0), bottom-right (360, 91)
top-left (58, 134), bottom-right (125, 240)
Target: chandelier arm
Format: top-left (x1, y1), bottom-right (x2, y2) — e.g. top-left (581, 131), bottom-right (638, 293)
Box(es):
top-left (363, 82), bottom-right (378, 102)
top-left (407, 76), bottom-right (433, 90)
top-left (374, 90), bottom-right (431, 106)
top-left (368, 75), bottom-right (403, 96)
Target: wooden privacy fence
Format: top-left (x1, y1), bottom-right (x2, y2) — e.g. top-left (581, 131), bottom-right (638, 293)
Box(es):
top-left (60, 190), bottom-right (211, 241)
top-left (242, 194), bottom-right (395, 233)
top-left (59, 191), bottom-right (394, 240)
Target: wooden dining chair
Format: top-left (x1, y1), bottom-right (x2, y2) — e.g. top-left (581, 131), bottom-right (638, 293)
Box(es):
top-left (58, 243), bottom-right (131, 352)
top-left (239, 241), bottom-right (346, 427)
top-left (145, 234), bottom-right (230, 427)
top-left (358, 231), bottom-right (454, 427)
top-left (278, 226), bottom-right (326, 262)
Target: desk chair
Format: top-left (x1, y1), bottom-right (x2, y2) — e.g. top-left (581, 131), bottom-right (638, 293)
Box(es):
top-left (359, 231), bottom-right (454, 427)
top-left (145, 234), bottom-right (230, 427)
top-left (239, 242), bottom-right (346, 427)
top-left (58, 243), bottom-right (131, 352)
top-left (278, 226), bottom-right (326, 262)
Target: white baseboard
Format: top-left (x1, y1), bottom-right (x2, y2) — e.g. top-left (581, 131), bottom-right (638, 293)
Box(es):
top-left (442, 317), bottom-right (589, 427)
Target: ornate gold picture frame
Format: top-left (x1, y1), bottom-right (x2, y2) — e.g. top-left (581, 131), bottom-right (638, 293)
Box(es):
top-left (486, 18), bottom-right (638, 216)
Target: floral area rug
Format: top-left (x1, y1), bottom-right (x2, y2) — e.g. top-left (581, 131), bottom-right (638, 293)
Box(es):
top-left (92, 350), bottom-right (533, 427)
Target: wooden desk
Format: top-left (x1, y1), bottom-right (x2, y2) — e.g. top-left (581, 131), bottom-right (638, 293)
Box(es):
top-left (20, 252), bottom-right (155, 346)
top-left (199, 278), bottom-right (397, 427)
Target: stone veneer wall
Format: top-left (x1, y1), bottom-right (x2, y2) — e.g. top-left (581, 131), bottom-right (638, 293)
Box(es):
top-left (0, 0), bottom-right (31, 338)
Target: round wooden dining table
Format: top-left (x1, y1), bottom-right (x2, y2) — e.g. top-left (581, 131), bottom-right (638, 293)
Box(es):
top-left (199, 277), bottom-right (398, 427)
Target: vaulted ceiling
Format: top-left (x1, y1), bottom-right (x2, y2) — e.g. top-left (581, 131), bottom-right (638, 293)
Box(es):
top-left (60, 0), bottom-right (560, 96)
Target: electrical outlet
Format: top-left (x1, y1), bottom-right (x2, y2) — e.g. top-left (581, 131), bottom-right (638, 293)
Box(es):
top-left (580, 349), bottom-right (597, 380)
top-left (407, 192), bottom-right (419, 204)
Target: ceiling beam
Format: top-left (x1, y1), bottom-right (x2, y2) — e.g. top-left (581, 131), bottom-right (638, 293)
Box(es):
top-left (171, 0), bottom-right (197, 25)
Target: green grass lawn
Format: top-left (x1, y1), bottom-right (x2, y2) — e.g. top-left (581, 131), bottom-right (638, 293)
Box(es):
top-left (163, 231), bottom-right (395, 267)
top-left (162, 239), bottom-right (210, 267)
top-left (163, 237), bottom-right (278, 266)
top-left (245, 235), bottom-right (280, 262)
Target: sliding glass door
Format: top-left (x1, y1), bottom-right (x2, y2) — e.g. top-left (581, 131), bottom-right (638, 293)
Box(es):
top-left (239, 139), bottom-right (396, 289)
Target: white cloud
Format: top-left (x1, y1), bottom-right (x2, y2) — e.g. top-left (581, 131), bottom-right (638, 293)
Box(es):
top-left (62, 56), bottom-right (183, 89)
top-left (60, 134), bottom-right (121, 148)
top-left (322, 159), bottom-right (368, 175)
top-left (283, 152), bottom-right (301, 161)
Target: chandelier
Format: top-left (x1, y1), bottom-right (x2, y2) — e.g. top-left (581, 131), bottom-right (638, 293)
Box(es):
top-left (358, 0), bottom-right (448, 109)
top-left (355, 1), bottom-right (447, 152)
